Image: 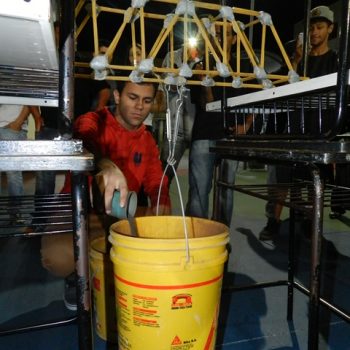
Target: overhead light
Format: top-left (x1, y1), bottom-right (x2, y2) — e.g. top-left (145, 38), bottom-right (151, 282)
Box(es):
top-left (188, 36), bottom-right (197, 48)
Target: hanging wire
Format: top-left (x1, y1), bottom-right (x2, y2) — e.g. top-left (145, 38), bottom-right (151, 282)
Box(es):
top-left (156, 81), bottom-right (190, 262)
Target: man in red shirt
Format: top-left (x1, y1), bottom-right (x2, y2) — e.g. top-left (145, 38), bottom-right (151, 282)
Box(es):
top-left (41, 76), bottom-right (171, 310)
top-left (75, 77), bottom-right (170, 215)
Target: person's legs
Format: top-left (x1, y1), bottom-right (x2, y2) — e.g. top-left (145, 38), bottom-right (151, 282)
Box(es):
top-left (35, 127), bottom-right (59, 196)
top-left (186, 140), bottom-right (216, 219)
top-left (6, 170), bottom-right (23, 197)
top-left (41, 234), bottom-right (75, 277)
top-left (0, 128), bottom-right (26, 197)
top-left (216, 158), bottom-right (238, 227)
top-left (41, 233), bottom-right (77, 311)
top-left (259, 165), bottom-right (289, 241)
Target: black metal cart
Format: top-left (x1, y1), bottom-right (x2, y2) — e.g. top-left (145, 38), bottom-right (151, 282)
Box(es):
top-left (210, 0), bottom-right (350, 349)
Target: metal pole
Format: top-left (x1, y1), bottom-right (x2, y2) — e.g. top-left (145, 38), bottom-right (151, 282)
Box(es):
top-left (308, 164), bottom-right (324, 350)
top-left (331, 0), bottom-right (350, 138)
top-left (59, 0), bottom-right (75, 138)
top-left (72, 172), bottom-right (94, 350)
top-left (302, 0), bottom-right (311, 77)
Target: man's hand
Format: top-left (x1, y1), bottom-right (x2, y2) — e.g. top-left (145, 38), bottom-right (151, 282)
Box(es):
top-left (95, 159), bottom-right (128, 215)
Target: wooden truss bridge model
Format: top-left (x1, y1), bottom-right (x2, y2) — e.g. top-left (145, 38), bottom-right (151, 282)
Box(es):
top-left (75, 0), bottom-right (303, 89)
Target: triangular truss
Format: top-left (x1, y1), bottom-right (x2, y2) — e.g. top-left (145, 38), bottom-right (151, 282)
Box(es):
top-left (75, 0), bottom-right (304, 89)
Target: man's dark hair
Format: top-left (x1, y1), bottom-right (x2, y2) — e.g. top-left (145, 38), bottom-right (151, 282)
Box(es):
top-left (115, 72), bottom-right (159, 97)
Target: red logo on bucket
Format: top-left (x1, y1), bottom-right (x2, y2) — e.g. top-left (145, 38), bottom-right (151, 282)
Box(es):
top-left (171, 335), bottom-right (182, 345)
top-left (93, 277), bottom-right (101, 291)
top-left (171, 294), bottom-right (192, 309)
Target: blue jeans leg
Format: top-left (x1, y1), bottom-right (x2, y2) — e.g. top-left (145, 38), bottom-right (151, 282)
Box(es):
top-left (186, 139), bottom-right (238, 226)
top-left (0, 128), bottom-right (26, 197)
top-left (186, 140), bottom-right (216, 219)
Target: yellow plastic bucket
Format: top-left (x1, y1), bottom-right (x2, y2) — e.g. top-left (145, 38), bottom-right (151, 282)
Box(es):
top-left (90, 237), bottom-right (117, 343)
top-left (109, 216), bottom-right (229, 350)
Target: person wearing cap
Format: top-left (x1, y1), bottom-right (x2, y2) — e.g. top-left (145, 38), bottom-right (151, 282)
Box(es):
top-left (292, 5), bottom-right (337, 77)
top-left (259, 5), bottom-right (339, 241)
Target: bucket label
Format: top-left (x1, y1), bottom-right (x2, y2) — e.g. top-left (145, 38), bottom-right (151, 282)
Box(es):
top-left (171, 294), bottom-right (192, 309)
top-left (132, 294), bottom-right (160, 328)
top-left (170, 335), bottom-right (196, 349)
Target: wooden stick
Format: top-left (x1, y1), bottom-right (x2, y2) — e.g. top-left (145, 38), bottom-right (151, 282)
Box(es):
top-left (223, 19), bottom-right (227, 65)
top-left (270, 24), bottom-right (294, 71)
top-left (232, 21), bottom-right (258, 67)
top-left (236, 34), bottom-right (241, 73)
top-left (183, 14), bottom-right (188, 63)
top-left (131, 24), bottom-right (136, 65)
top-left (149, 14), bottom-right (179, 58)
top-left (91, 0), bottom-right (99, 56)
top-left (75, 0), bottom-right (86, 17)
top-left (260, 24), bottom-right (266, 67)
top-left (75, 14), bottom-right (91, 40)
top-left (140, 7), bottom-right (146, 59)
top-left (170, 30), bottom-right (174, 68)
top-left (105, 7), bottom-right (134, 60)
top-left (192, 15), bottom-right (221, 63)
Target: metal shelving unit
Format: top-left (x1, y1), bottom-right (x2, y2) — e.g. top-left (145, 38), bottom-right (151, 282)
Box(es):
top-left (210, 1), bottom-right (350, 349)
top-left (0, 1), bottom-right (95, 349)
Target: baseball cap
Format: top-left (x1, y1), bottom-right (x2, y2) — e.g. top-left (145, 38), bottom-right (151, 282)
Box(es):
top-left (310, 5), bottom-right (334, 23)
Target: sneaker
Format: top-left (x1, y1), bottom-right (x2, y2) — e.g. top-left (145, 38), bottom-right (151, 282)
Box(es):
top-left (63, 273), bottom-right (77, 311)
top-left (259, 218), bottom-right (281, 241)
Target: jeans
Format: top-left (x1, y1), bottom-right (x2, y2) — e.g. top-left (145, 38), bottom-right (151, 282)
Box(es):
top-left (0, 128), bottom-right (26, 196)
top-left (32, 127), bottom-right (60, 228)
top-left (35, 127), bottom-right (59, 196)
top-left (185, 139), bottom-right (238, 227)
top-left (161, 91), bottom-right (195, 185)
top-left (265, 165), bottom-right (277, 219)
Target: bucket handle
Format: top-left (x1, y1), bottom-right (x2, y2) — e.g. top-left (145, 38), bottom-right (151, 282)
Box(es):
top-left (156, 86), bottom-right (190, 262)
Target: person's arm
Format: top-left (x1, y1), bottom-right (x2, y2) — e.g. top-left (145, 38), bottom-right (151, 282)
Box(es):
top-left (29, 106), bottom-right (43, 132)
top-left (94, 158), bottom-right (129, 215)
top-left (231, 114), bottom-right (253, 135)
top-left (150, 89), bottom-right (166, 114)
top-left (95, 87), bottom-right (111, 111)
top-left (6, 106), bottom-right (30, 131)
top-left (291, 38), bottom-right (303, 72)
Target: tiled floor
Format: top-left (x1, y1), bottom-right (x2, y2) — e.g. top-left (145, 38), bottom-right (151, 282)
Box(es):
top-left (0, 160), bottom-right (350, 349)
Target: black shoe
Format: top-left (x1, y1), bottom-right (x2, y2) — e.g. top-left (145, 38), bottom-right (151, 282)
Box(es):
top-left (63, 273), bottom-right (77, 311)
top-left (259, 218), bottom-right (281, 241)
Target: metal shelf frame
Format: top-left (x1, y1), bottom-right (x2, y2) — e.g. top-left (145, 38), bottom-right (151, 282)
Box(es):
top-left (0, 1), bottom-right (95, 349)
top-left (211, 1), bottom-right (350, 349)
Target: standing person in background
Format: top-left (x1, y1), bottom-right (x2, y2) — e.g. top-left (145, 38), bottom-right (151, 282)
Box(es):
top-left (0, 105), bottom-right (41, 223)
top-left (186, 20), bottom-right (252, 227)
top-left (0, 105), bottom-right (41, 198)
top-left (24, 106), bottom-right (61, 233)
top-left (259, 5), bottom-right (338, 240)
top-left (33, 106), bottom-right (60, 197)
